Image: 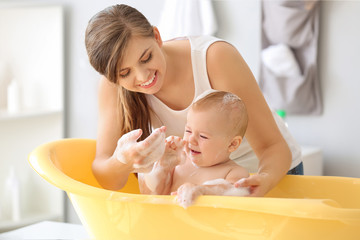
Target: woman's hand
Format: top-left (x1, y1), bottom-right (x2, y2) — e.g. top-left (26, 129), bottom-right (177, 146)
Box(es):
top-left (113, 126), bottom-right (166, 173)
top-left (234, 172), bottom-right (273, 197)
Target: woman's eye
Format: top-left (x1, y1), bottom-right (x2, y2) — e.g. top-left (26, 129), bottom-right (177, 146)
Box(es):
top-left (141, 53), bottom-right (152, 63)
top-left (119, 70), bottom-right (130, 78)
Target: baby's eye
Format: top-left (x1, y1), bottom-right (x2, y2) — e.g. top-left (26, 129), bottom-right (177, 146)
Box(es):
top-left (141, 53), bottom-right (152, 63)
top-left (200, 135), bottom-right (208, 139)
top-left (185, 130), bottom-right (191, 134)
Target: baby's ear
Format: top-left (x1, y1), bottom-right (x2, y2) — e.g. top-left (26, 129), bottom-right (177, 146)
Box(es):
top-left (228, 136), bottom-right (242, 152)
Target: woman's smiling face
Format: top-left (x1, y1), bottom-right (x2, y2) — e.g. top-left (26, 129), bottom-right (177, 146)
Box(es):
top-left (117, 33), bottom-right (166, 95)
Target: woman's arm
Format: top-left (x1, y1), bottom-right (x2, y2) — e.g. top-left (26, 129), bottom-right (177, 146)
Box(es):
top-left (207, 42), bottom-right (292, 197)
top-left (93, 77), bottom-right (167, 190)
top-left (93, 76), bottom-right (131, 190)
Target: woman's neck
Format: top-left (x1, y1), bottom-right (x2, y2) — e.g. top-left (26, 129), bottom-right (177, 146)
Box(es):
top-left (154, 40), bottom-right (194, 110)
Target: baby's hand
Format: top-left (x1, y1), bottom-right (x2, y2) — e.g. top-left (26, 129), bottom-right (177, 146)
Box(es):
top-left (141, 136), bottom-right (185, 194)
top-left (159, 136), bottom-right (186, 169)
top-left (172, 183), bottom-right (202, 208)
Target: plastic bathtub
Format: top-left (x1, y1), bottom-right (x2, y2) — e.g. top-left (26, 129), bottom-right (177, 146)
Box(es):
top-left (28, 138), bottom-right (360, 240)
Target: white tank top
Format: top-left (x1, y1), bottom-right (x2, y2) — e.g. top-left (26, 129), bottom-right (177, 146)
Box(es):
top-left (146, 36), bottom-right (301, 172)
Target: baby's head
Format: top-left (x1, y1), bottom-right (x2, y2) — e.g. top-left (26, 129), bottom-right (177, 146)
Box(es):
top-left (191, 91), bottom-right (248, 138)
top-left (184, 91), bottom-right (248, 167)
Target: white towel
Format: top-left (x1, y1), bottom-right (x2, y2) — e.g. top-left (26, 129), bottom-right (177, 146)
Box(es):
top-left (261, 43), bottom-right (301, 78)
top-left (158, 0), bottom-right (218, 41)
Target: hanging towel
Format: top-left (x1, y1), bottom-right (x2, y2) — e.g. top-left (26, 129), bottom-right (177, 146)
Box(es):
top-left (158, 0), bottom-right (218, 41)
top-left (259, 0), bottom-right (322, 115)
top-left (262, 43), bottom-right (301, 78)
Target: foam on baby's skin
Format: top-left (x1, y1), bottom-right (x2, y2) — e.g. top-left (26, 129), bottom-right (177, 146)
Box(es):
top-left (144, 135), bottom-right (186, 193)
top-left (144, 166), bottom-right (168, 193)
top-left (222, 92), bottom-right (240, 105)
top-left (178, 186), bottom-right (198, 209)
top-left (203, 178), bottom-right (249, 196)
top-left (144, 170), bottom-right (171, 194)
top-left (177, 179), bottom-right (249, 209)
top-left (223, 186), bottom-right (249, 196)
top-left (203, 178), bottom-right (230, 186)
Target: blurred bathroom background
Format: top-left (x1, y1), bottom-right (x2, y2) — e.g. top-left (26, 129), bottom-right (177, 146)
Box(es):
top-left (0, 0), bottom-right (359, 230)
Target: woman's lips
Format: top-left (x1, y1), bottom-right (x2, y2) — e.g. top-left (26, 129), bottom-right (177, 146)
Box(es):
top-left (139, 71), bottom-right (157, 88)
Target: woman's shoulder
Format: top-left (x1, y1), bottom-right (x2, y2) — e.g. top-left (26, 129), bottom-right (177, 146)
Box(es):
top-left (207, 40), bottom-right (240, 64)
top-left (164, 36), bottom-right (232, 55)
top-left (206, 40), bottom-right (252, 90)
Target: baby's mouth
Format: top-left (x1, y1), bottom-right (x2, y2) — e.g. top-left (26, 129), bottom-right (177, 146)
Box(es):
top-left (190, 149), bottom-right (201, 155)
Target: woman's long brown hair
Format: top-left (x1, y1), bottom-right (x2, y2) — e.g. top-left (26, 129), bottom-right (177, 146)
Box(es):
top-left (85, 4), bottom-right (154, 140)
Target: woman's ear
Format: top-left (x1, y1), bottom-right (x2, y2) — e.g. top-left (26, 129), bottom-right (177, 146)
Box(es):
top-left (153, 26), bottom-right (163, 47)
top-left (228, 136), bottom-right (242, 153)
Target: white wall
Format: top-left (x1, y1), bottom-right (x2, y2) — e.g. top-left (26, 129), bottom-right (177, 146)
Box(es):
top-left (213, 0), bottom-right (261, 78)
top-left (0, 6), bottom-right (63, 111)
top-left (287, 1), bottom-right (360, 178)
top-left (3, 0), bottom-right (360, 223)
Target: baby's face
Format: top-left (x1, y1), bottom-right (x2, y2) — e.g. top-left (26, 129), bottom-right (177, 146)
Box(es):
top-left (184, 108), bottom-right (233, 167)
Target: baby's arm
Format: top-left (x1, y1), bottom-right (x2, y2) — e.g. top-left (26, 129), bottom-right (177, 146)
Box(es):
top-left (173, 166), bottom-right (250, 208)
top-left (139, 136), bottom-right (186, 195)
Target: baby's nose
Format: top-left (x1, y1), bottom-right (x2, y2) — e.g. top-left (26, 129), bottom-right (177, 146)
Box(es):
top-left (188, 135), bottom-right (198, 146)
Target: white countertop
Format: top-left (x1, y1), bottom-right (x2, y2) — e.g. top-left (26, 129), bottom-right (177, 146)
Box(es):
top-left (0, 221), bottom-right (89, 239)
top-left (301, 146), bottom-right (323, 176)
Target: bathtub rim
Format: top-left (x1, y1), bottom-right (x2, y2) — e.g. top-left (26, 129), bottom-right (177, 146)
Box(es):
top-left (28, 138), bottom-right (360, 224)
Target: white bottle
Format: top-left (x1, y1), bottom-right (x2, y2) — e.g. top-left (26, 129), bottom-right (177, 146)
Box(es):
top-left (7, 78), bottom-right (21, 113)
top-left (4, 167), bottom-right (21, 221)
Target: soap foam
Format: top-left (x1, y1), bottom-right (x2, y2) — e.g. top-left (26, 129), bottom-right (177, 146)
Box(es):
top-left (203, 178), bottom-right (249, 196)
top-left (114, 128), bottom-right (166, 173)
top-left (133, 129), bottom-right (166, 172)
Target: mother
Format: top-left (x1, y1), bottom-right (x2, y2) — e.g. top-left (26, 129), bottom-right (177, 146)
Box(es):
top-left (85, 4), bottom-right (302, 197)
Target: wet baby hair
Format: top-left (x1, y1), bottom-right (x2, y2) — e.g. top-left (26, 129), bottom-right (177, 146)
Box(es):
top-left (191, 91), bottom-right (248, 137)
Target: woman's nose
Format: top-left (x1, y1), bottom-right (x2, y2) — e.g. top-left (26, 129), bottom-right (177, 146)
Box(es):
top-left (134, 67), bottom-right (149, 83)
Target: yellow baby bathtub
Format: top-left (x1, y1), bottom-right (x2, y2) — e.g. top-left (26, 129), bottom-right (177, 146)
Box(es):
top-left (28, 138), bottom-right (360, 240)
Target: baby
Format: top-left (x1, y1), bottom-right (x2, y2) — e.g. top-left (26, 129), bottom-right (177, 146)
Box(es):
top-left (138, 91), bottom-right (250, 208)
